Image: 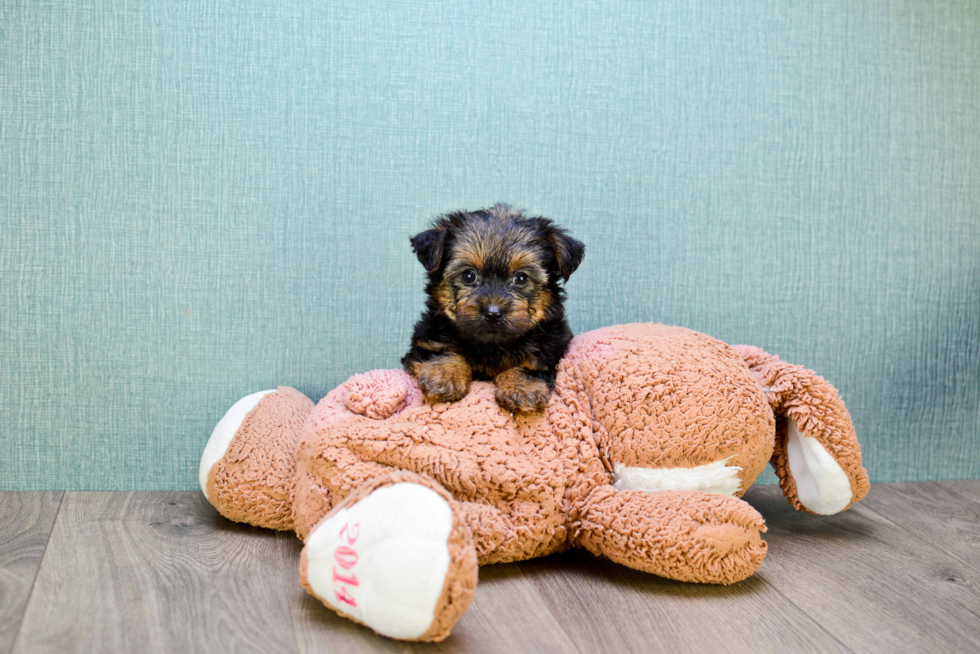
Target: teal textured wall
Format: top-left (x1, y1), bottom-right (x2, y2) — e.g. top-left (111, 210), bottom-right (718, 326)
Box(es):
top-left (1, 1), bottom-right (978, 490)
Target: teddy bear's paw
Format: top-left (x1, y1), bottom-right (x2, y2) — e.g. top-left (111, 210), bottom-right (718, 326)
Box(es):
top-left (199, 389), bottom-right (277, 499)
top-left (200, 387), bottom-right (314, 531)
top-left (682, 496), bottom-right (767, 584)
top-left (690, 521), bottom-right (768, 584)
top-left (494, 369), bottom-right (550, 413)
top-left (301, 482), bottom-right (477, 641)
top-left (344, 370), bottom-right (412, 419)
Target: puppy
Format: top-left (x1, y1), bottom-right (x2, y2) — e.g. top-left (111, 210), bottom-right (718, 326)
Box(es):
top-left (402, 204), bottom-right (585, 413)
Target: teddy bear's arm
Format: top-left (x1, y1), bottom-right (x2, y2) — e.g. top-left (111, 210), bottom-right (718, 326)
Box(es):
top-left (343, 369), bottom-right (420, 420)
top-left (575, 485), bottom-right (767, 585)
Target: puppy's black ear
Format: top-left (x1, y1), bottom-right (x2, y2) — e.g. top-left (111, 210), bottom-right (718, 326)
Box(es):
top-left (410, 228), bottom-right (448, 273)
top-left (543, 225), bottom-right (585, 282)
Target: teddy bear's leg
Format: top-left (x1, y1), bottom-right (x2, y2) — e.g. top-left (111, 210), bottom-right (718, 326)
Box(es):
top-left (299, 471), bottom-right (478, 642)
top-left (292, 444), bottom-right (396, 540)
top-left (200, 386), bottom-right (314, 530)
top-left (734, 345), bottom-right (871, 515)
top-left (576, 485), bottom-right (767, 584)
top-left (440, 500), bottom-right (548, 565)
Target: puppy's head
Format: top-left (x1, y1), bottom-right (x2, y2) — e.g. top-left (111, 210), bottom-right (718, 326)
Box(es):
top-left (410, 204), bottom-right (585, 344)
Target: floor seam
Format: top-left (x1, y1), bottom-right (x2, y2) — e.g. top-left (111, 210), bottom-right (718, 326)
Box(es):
top-left (748, 488), bottom-right (857, 654)
top-left (853, 501), bottom-right (980, 578)
top-left (753, 572), bottom-right (856, 654)
top-left (6, 491), bottom-right (66, 654)
top-left (514, 560), bottom-right (591, 654)
top-left (277, 531), bottom-right (305, 654)
top-left (936, 482), bottom-right (980, 511)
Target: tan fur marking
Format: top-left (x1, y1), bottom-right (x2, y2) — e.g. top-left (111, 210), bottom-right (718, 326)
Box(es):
top-left (450, 216), bottom-right (538, 275)
top-left (455, 293), bottom-right (483, 324)
top-left (434, 280), bottom-right (457, 320)
top-left (494, 368), bottom-right (550, 413)
top-left (518, 354), bottom-right (546, 371)
top-left (452, 245), bottom-right (485, 272)
top-left (415, 353), bottom-right (472, 404)
top-left (446, 235), bottom-right (489, 274)
top-left (529, 289), bottom-right (552, 326)
top-left (505, 246), bottom-right (541, 274)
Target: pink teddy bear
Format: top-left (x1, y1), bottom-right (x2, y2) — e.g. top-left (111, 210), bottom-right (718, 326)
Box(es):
top-left (199, 323), bottom-right (869, 641)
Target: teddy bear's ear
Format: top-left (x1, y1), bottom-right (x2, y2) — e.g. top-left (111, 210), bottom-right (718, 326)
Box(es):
top-left (410, 228), bottom-right (449, 273)
top-left (538, 221), bottom-right (585, 282)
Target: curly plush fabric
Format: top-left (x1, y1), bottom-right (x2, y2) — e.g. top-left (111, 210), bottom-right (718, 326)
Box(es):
top-left (577, 486), bottom-right (767, 584)
top-left (342, 369), bottom-right (420, 420)
top-left (206, 386), bottom-right (313, 530)
top-left (202, 323), bottom-right (870, 641)
top-left (734, 345), bottom-right (870, 513)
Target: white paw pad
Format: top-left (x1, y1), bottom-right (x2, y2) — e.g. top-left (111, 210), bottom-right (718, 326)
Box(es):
top-left (305, 483), bottom-right (453, 640)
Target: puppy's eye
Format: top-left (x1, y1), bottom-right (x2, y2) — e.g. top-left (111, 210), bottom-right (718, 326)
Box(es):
top-left (513, 272), bottom-right (529, 286)
top-left (461, 269), bottom-right (478, 284)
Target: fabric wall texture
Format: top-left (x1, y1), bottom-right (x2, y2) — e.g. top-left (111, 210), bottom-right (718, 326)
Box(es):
top-left (1, 1), bottom-right (977, 490)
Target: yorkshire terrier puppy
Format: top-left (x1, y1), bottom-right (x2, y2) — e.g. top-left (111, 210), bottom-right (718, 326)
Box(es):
top-left (402, 204), bottom-right (585, 413)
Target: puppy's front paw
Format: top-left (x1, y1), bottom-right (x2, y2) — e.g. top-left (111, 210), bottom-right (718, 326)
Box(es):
top-left (494, 368), bottom-right (550, 413)
top-left (415, 354), bottom-right (472, 404)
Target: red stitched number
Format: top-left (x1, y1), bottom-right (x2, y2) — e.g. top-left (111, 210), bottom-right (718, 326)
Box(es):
top-left (335, 585), bottom-right (357, 607)
top-left (340, 522), bottom-right (359, 544)
top-left (333, 522), bottom-right (360, 608)
top-left (335, 546), bottom-right (358, 570)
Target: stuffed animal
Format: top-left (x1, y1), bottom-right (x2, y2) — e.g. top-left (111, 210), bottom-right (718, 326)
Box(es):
top-left (199, 323), bottom-right (869, 642)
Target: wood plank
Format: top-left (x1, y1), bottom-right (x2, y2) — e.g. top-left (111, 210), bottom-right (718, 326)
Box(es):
top-left (0, 492), bottom-right (63, 654)
top-left (857, 482), bottom-right (980, 574)
top-left (743, 485), bottom-right (980, 654)
top-left (7, 483), bottom-right (980, 652)
top-left (938, 479), bottom-right (980, 505)
top-left (12, 492), bottom-right (299, 654)
top-left (282, 533), bottom-right (583, 654)
top-left (516, 549), bottom-right (848, 654)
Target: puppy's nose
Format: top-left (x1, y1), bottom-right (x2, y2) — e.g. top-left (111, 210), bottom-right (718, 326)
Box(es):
top-left (485, 304), bottom-right (503, 321)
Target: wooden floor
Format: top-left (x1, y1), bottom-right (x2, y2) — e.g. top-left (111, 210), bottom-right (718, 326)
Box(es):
top-left (2, 482), bottom-right (979, 654)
